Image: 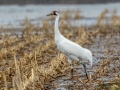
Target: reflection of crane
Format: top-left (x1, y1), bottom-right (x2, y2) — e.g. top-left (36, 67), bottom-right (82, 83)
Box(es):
top-left (47, 11), bottom-right (92, 79)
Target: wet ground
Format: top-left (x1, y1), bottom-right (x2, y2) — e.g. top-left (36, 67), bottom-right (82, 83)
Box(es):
top-left (45, 31), bottom-right (120, 90)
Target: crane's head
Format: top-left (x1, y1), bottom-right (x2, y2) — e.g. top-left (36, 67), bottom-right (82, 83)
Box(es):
top-left (47, 11), bottom-right (58, 16)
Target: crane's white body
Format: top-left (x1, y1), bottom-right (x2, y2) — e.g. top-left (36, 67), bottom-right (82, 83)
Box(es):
top-left (54, 14), bottom-right (92, 68)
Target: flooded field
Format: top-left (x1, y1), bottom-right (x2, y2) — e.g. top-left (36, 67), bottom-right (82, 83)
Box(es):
top-left (0, 3), bottom-right (120, 90)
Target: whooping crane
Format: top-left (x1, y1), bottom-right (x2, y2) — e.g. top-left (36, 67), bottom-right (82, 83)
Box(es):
top-left (47, 11), bottom-right (92, 79)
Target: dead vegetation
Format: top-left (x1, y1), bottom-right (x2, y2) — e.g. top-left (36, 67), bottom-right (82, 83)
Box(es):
top-left (0, 9), bottom-right (120, 90)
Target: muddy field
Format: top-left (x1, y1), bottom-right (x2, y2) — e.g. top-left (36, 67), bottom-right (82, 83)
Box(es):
top-left (0, 9), bottom-right (120, 90)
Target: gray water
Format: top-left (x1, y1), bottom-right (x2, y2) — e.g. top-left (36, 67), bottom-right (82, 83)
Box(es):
top-left (0, 2), bottom-right (120, 28)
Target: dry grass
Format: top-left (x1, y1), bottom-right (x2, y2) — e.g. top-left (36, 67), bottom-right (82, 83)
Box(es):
top-left (0, 9), bottom-right (120, 90)
top-left (97, 8), bottom-right (109, 26)
top-left (74, 10), bottom-right (84, 19)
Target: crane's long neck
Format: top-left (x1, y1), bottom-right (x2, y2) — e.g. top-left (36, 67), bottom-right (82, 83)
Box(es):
top-left (54, 15), bottom-right (63, 42)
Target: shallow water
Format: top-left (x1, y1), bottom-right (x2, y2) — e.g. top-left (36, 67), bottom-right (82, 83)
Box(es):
top-left (0, 3), bottom-right (120, 27)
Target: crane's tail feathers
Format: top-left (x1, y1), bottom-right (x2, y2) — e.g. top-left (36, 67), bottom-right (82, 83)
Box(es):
top-left (89, 59), bottom-right (93, 68)
top-left (89, 52), bottom-right (93, 68)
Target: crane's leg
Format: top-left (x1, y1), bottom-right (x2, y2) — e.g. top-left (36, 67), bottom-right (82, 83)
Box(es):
top-left (70, 64), bottom-right (73, 78)
top-left (83, 63), bottom-right (88, 79)
top-left (68, 58), bottom-right (73, 78)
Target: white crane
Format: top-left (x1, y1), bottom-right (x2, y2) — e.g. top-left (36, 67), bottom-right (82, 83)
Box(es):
top-left (47, 11), bottom-right (92, 79)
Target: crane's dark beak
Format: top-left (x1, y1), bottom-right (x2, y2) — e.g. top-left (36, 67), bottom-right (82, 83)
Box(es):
top-left (47, 13), bottom-right (54, 16)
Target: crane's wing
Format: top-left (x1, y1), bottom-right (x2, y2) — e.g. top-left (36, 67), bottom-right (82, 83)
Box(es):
top-left (57, 39), bottom-right (93, 67)
top-left (57, 40), bottom-right (85, 59)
